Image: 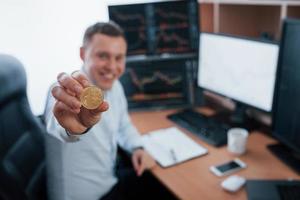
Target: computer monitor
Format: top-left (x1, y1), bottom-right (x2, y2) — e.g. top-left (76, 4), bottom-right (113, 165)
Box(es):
top-left (120, 55), bottom-right (195, 110)
top-left (108, 0), bottom-right (199, 55)
top-left (268, 19), bottom-right (300, 173)
top-left (197, 33), bottom-right (279, 122)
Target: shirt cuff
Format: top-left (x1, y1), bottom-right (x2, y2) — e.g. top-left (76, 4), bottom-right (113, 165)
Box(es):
top-left (61, 127), bottom-right (92, 142)
top-left (129, 139), bottom-right (144, 153)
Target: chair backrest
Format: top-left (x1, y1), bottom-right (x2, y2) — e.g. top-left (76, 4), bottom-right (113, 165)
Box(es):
top-left (0, 54), bottom-right (47, 200)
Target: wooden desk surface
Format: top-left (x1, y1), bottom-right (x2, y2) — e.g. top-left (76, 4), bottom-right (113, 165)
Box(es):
top-left (130, 109), bottom-right (300, 200)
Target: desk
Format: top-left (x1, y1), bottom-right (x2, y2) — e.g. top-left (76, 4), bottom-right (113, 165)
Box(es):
top-left (130, 109), bottom-right (300, 200)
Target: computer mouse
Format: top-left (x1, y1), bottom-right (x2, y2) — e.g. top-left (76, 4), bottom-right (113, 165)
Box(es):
top-left (221, 175), bottom-right (246, 192)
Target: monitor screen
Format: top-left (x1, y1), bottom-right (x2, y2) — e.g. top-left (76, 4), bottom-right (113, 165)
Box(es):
top-left (108, 0), bottom-right (199, 55)
top-left (273, 19), bottom-right (300, 153)
top-left (120, 57), bottom-right (194, 109)
top-left (198, 33), bottom-right (279, 112)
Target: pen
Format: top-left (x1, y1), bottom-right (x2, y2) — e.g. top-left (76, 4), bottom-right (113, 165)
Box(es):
top-left (170, 148), bottom-right (177, 163)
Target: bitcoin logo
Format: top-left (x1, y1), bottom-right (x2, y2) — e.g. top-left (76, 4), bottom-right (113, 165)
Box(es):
top-left (80, 86), bottom-right (103, 110)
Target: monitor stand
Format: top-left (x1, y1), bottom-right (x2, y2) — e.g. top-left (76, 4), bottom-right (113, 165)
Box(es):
top-left (209, 102), bottom-right (271, 132)
top-left (211, 103), bottom-right (250, 128)
top-left (267, 143), bottom-right (300, 175)
top-left (229, 102), bottom-right (248, 126)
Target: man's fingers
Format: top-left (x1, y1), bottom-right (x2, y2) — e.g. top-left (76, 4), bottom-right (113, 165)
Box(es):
top-left (66, 88), bottom-right (76, 97)
top-left (132, 154), bottom-right (140, 173)
top-left (54, 101), bottom-right (80, 116)
top-left (57, 72), bottom-right (83, 96)
top-left (54, 101), bottom-right (87, 134)
top-left (89, 101), bottom-right (109, 115)
top-left (52, 86), bottom-right (81, 112)
top-left (99, 101), bottom-right (109, 112)
top-left (137, 158), bottom-right (146, 176)
top-left (71, 70), bottom-right (91, 88)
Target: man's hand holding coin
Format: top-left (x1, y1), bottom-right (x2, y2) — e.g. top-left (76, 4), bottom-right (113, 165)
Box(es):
top-left (52, 71), bottom-right (109, 135)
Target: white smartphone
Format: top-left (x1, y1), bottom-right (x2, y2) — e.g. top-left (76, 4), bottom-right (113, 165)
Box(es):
top-left (210, 158), bottom-right (247, 177)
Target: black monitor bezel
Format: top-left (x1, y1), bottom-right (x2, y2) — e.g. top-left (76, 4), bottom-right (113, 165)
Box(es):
top-left (272, 18), bottom-right (300, 154)
top-left (197, 31), bottom-right (279, 113)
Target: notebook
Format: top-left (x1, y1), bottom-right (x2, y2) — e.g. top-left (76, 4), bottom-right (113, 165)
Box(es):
top-left (142, 127), bottom-right (208, 168)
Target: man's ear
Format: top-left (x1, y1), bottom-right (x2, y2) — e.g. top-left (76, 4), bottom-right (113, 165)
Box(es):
top-left (80, 47), bottom-right (85, 61)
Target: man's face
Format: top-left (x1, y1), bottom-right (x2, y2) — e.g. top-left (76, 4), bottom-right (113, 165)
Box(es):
top-left (81, 33), bottom-right (127, 90)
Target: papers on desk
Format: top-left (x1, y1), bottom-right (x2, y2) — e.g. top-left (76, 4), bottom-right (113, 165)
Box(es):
top-left (142, 127), bottom-right (208, 168)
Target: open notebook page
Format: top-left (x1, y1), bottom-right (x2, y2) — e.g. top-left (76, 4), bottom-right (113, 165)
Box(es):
top-left (142, 127), bottom-right (208, 167)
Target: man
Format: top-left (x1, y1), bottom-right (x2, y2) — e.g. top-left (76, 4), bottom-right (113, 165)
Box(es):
top-left (44, 22), bottom-right (165, 200)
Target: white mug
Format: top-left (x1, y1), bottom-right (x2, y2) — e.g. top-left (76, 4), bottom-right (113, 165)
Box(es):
top-left (227, 128), bottom-right (249, 155)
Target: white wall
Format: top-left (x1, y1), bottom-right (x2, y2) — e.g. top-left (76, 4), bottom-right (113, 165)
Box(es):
top-left (0, 0), bottom-right (108, 115)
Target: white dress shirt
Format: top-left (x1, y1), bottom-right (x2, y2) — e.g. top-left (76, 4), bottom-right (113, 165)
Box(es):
top-left (44, 80), bottom-right (142, 200)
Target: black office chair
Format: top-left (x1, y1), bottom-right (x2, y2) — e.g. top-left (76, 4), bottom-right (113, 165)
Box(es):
top-left (0, 54), bottom-right (47, 200)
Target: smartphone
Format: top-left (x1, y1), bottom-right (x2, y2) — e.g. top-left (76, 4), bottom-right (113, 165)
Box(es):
top-left (210, 158), bottom-right (247, 177)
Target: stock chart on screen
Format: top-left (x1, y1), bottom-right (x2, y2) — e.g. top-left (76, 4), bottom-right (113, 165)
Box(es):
top-left (153, 1), bottom-right (194, 53)
top-left (120, 57), bottom-right (194, 109)
top-left (109, 4), bottom-right (147, 54)
top-left (109, 0), bottom-right (199, 55)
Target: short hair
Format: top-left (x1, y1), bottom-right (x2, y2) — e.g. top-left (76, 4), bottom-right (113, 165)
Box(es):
top-left (82, 21), bottom-right (126, 46)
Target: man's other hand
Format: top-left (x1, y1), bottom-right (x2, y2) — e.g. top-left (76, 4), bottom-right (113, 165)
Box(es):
top-left (131, 149), bottom-right (156, 176)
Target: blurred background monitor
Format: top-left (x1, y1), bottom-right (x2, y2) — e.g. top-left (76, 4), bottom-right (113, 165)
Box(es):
top-left (108, 0), bottom-right (199, 55)
top-left (120, 56), bottom-right (195, 110)
top-left (269, 19), bottom-right (300, 174)
top-left (198, 33), bottom-right (279, 123)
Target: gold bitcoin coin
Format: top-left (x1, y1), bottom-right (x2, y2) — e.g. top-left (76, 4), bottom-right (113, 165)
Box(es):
top-left (80, 86), bottom-right (103, 110)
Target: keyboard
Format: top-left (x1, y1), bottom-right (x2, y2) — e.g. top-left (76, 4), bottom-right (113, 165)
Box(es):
top-left (167, 109), bottom-right (230, 147)
top-left (277, 185), bottom-right (300, 200)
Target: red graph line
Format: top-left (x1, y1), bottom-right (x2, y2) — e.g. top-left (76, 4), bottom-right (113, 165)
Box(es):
top-left (159, 22), bottom-right (189, 29)
top-left (129, 69), bottom-right (182, 91)
top-left (157, 31), bottom-right (189, 46)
